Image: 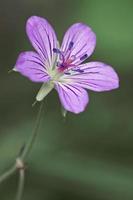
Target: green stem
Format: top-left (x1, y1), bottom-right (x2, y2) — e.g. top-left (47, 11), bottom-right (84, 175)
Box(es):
top-left (0, 164), bottom-right (16, 184)
top-left (21, 101), bottom-right (44, 160)
top-left (15, 169), bottom-right (25, 200)
top-left (0, 101), bottom-right (44, 185)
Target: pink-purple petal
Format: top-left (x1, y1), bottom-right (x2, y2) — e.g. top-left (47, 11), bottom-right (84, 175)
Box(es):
top-left (15, 51), bottom-right (50, 82)
top-left (63, 62), bottom-right (119, 91)
top-left (55, 83), bottom-right (89, 114)
top-left (61, 23), bottom-right (96, 65)
top-left (26, 16), bottom-right (57, 68)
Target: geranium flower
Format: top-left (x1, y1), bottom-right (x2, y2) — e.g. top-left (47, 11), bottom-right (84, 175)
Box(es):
top-left (14, 16), bottom-right (119, 114)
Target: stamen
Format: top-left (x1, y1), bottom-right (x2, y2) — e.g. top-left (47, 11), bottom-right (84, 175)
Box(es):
top-left (80, 54), bottom-right (88, 61)
top-left (72, 68), bottom-right (84, 73)
top-left (68, 41), bottom-right (74, 50)
top-left (53, 48), bottom-right (60, 54)
top-left (56, 61), bottom-right (60, 67)
top-left (64, 72), bottom-right (71, 75)
top-left (53, 48), bottom-right (65, 63)
top-left (76, 69), bottom-right (84, 73)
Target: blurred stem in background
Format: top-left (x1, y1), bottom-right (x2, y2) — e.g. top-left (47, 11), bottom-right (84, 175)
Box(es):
top-left (0, 164), bottom-right (16, 184)
top-left (0, 101), bottom-right (44, 200)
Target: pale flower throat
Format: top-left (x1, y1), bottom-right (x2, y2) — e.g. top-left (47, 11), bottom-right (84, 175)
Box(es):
top-left (36, 45), bottom-right (86, 102)
top-left (36, 51), bottom-right (65, 102)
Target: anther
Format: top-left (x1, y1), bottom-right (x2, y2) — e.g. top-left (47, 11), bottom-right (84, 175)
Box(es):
top-left (72, 68), bottom-right (84, 73)
top-left (68, 41), bottom-right (74, 50)
top-left (80, 54), bottom-right (88, 61)
top-left (76, 69), bottom-right (84, 73)
top-left (53, 48), bottom-right (60, 54)
top-left (64, 72), bottom-right (71, 75)
top-left (53, 48), bottom-right (65, 62)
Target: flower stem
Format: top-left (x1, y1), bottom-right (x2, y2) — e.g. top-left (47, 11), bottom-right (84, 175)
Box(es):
top-left (0, 101), bottom-right (43, 186)
top-left (0, 164), bottom-right (16, 184)
top-left (15, 169), bottom-right (25, 200)
top-left (21, 101), bottom-right (44, 161)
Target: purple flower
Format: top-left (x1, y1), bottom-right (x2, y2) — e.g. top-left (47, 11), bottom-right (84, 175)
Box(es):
top-left (14, 16), bottom-right (119, 114)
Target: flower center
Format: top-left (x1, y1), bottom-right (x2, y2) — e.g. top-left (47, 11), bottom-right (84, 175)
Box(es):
top-left (53, 47), bottom-right (75, 72)
top-left (53, 42), bottom-right (88, 74)
top-left (52, 41), bottom-right (88, 77)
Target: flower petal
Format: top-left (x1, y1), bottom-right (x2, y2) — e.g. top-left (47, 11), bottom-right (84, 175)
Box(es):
top-left (61, 23), bottom-right (96, 65)
top-left (14, 51), bottom-right (50, 82)
top-left (26, 16), bottom-right (57, 68)
top-left (55, 83), bottom-right (89, 114)
top-left (62, 62), bottom-right (119, 91)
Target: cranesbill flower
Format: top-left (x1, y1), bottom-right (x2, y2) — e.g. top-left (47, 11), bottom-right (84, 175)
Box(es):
top-left (14, 16), bottom-right (119, 114)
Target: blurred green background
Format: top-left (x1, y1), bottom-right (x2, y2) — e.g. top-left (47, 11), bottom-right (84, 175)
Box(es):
top-left (0, 0), bottom-right (133, 199)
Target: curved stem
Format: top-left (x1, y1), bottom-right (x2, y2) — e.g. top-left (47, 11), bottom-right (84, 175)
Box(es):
top-left (21, 101), bottom-right (44, 161)
top-left (0, 101), bottom-right (44, 185)
top-left (0, 164), bottom-right (16, 184)
top-left (15, 169), bottom-right (25, 200)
